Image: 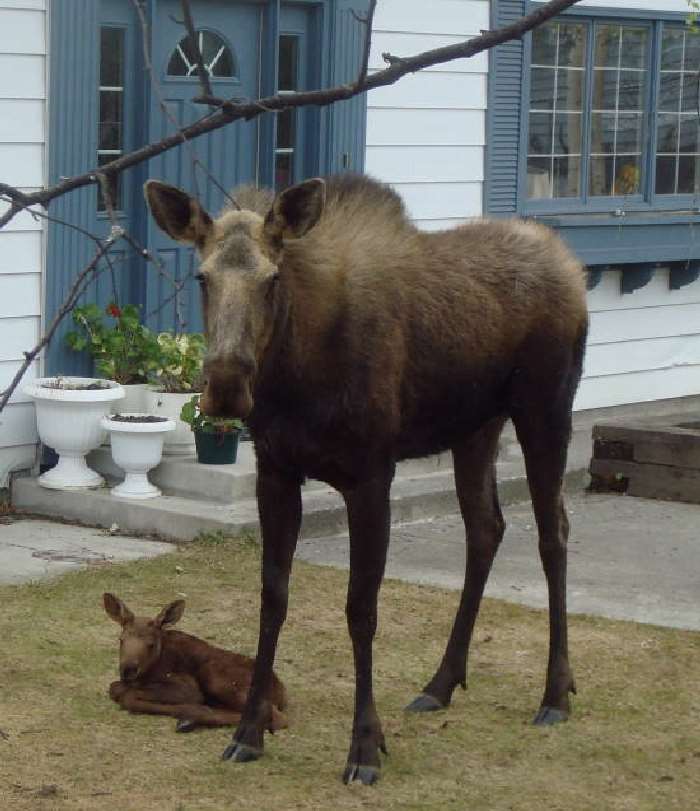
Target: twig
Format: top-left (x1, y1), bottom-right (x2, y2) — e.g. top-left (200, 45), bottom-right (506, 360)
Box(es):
top-left (179, 0), bottom-right (214, 100)
top-left (0, 0), bottom-right (583, 231)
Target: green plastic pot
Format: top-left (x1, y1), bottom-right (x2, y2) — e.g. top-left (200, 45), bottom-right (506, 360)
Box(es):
top-left (194, 429), bottom-right (240, 465)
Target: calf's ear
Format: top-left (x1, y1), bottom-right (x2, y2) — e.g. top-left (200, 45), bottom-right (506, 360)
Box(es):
top-left (103, 593), bottom-right (135, 626)
top-left (155, 599), bottom-right (186, 628)
top-left (144, 180), bottom-right (213, 247)
top-left (263, 177), bottom-right (325, 245)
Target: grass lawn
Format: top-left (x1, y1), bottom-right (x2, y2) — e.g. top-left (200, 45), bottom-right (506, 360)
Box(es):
top-left (1, 532), bottom-right (698, 810)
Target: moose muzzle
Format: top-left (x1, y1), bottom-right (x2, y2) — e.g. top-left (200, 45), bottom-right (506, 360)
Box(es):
top-left (200, 363), bottom-right (254, 420)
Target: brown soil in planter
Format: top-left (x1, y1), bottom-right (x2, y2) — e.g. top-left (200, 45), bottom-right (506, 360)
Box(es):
top-left (41, 381), bottom-right (111, 391)
top-left (111, 414), bottom-right (169, 423)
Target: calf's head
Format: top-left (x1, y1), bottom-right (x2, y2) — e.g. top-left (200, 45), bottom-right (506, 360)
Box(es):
top-left (144, 177), bottom-right (326, 419)
top-left (103, 593), bottom-right (185, 682)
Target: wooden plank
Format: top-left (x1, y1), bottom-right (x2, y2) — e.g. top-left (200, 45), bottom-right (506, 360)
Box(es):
top-left (0, 231), bottom-right (42, 273)
top-left (0, 8), bottom-right (45, 54)
top-left (373, 0), bottom-right (489, 36)
top-left (0, 316), bottom-right (39, 361)
top-left (366, 145), bottom-right (483, 183)
top-left (0, 99), bottom-right (44, 143)
top-left (0, 401), bottom-right (37, 447)
top-left (0, 54), bottom-right (44, 98)
top-left (367, 72), bottom-right (486, 110)
top-left (366, 108), bottom-right (485, 146)
top-left (394, 181), bottom-right (483, 220)
top-left (0, 273), bottom-right (41, 318)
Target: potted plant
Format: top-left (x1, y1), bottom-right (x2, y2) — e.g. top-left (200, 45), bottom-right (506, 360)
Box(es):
top-left (145, 332), bottom-right (206, 455)
top-left (101, 413), bottom-right (176, 499)
top-left (180, 394), bottom-right (243, 465)
top-left (65, 302), bottom-right (161, 413)
top-left (24, 376), bottom-right (125, 489)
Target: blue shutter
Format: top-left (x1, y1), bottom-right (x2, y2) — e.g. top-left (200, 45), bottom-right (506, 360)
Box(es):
top-left (485, 0), bottom-right (526, 216)
top-left (327, 0), bottom-right (369, 174)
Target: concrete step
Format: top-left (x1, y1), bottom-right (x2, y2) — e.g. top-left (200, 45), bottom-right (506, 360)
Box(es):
top-left (11, 466), bottom-right (588, 543)
top-left (87, 444), bottom-right (457, 503)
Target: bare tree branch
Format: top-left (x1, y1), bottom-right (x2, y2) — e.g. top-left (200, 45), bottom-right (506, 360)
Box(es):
top-left (0, 0), bottom-right (582, 231)
top-left (179, 0), bottom-right (214, 100)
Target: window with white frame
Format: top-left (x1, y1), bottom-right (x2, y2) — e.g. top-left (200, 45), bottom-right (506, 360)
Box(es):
top-left (525, 17), bottom-right (700, 207)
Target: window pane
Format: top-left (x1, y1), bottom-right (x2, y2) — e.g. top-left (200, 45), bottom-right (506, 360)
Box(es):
top-left (275, 152), bottom-right (293, 190)
top-left (532, 23), bottom-right (556, 65)
top-left (558, 24), bottom-right (585, 68)
top-left (614, 157), bottom-right (641, 195)
top-left (553, 156), bottom-right (580, 197)
top-left (97, 154), bottom-right (121, 211)
top-left (657, 114), bottom-right (679, 153)
top-left (589, 156), bottom-right (614, 196)
top-left (679, 116), bottom-right (700, 154)
top-left (527, 157), bottom-right (552, 199)
top-left (279, 35), bottom-right (298, 91)
top-left (681, 73), bottom-right (699, 114)
top-left (556, 69), bottom-right (583, 110)
top-left (100, 28), bottom-right (124, 86)
top-left (595, 25), bottom-right (620, 68)
top-left (592, 69), bottom-right (617, 111)
top-left (528, 113), bottom-right (553, 155)
top-left (678, 155), bottom-right (700, 194)
top-left (658, 73), bottom-right (681, 113)
top-left (590, 113), bottom-right (615, 154)
top-left (553, 113), bottom-right (581, 155)
top-left (530, 68), bottom-right (555, 110)
top-left (661, 28), bottom-right (684, 71)
top-left (620, 28), bottom-right (648, 70)
top-left (685, 31), bottom-right (700, 72)
top-left (618, 71), bottom-right (644, 111)
top-left (616, 113), bottom-right (643, 154)
top-left (656, 156), bottom-right (677, 194)
top-left (167, 30), bottom-right (235, 78)
top-left (277, 109), bottom-right (295, 149)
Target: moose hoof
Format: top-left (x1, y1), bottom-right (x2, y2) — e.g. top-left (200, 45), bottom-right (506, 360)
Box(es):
top-left (405, 693), bottom-right (445, 713)
top-left (343, 763), bottom-right (380, 786)
top-left (175, 719), bottom-right (197, 733)
top-left (221, 741), bottom-right (262, 763)
top-left (533, 706), bottom-right (569, 726)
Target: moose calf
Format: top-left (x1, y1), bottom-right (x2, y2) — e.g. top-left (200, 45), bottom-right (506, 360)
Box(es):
top-left (103, 593), bottom-right (287, 732)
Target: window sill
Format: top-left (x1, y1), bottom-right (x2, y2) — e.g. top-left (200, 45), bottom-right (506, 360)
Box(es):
top-left (528, 210), bottom-right (700, 229)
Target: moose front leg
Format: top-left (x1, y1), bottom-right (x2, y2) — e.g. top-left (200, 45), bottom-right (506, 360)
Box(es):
top-left (341, 464), bottom-right (394, 785)
top-left (222, 465), bottom-right (301, 764)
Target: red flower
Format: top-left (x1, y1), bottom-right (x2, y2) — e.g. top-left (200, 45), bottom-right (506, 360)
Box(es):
top-left (107, 303), bottom-right (122, 318)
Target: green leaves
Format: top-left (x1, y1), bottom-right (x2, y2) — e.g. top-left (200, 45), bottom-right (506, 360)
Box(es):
top-left (179, 394), bottom-right (243, 434)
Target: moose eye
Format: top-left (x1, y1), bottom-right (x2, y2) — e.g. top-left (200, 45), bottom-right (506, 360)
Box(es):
top-left (266, 272), bottom-right (280, 297)
top-left (195, 273), bottom-right (206, 286)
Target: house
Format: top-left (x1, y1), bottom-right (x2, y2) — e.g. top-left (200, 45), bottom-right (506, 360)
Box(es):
top-left (0, 0), bottom-right (698, 487)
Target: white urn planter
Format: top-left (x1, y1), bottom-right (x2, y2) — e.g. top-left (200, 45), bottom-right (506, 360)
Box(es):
top-left (103, 383), bottom-right (151, 445)
top-left (144, 388), bottom-right (200, 455)
top-left (101, 414), bottom-right (175, 499)
top-left (24, 377), bottom-right (124, 489)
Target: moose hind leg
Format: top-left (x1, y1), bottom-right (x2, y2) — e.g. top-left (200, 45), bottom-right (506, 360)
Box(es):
top-left (407, 417), bottom-right (505, 712)
top-left (513, 406), bottom-right (576, 726)
top-left (341, 464), bottom-right (394, 785)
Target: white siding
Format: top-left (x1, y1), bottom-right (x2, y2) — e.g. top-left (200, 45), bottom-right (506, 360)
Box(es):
top-left (0, 0), bottom-right (46, 485)
top-left (366, 0), bottom-right (489, 228)
top-left (575, 269), bottom-right (700, 410)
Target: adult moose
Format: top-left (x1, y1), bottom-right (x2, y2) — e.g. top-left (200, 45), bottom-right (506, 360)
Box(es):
top-left (145, 174), bottom-right (588, 785)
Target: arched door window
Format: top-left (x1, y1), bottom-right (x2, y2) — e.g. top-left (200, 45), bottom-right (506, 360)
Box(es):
top-left (167, 30), bottom-right (236, 78)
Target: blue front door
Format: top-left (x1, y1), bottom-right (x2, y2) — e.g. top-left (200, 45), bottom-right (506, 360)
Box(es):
top-left (46, 0), bottom-right (368, 374)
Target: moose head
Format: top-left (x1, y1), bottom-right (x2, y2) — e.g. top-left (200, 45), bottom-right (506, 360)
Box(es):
top-left (144, 178), bottom-right (327, 420)
top-left (103, 593), bottom-right (185, 683)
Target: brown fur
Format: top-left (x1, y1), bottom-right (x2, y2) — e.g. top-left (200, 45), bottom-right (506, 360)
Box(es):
top-left (103, 593), bottom-right (287, 732)
top-left (144, 173), bottom-right (588, 782)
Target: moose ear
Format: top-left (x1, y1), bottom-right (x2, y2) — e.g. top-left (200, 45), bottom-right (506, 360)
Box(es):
top-left (144, 180), bottom-right (213, 246)
top-left (103, 593), bottom-right (135, 626)
top-left (155, 599), bottom-right (185, 628)
top-left (263, 177), bottom-right (325, 244)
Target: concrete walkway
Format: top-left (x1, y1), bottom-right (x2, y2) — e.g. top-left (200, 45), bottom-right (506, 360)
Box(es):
top-left (298, 491), bottom-right (700, 631)
top-left (0, 518), bottom-right (174, 584)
